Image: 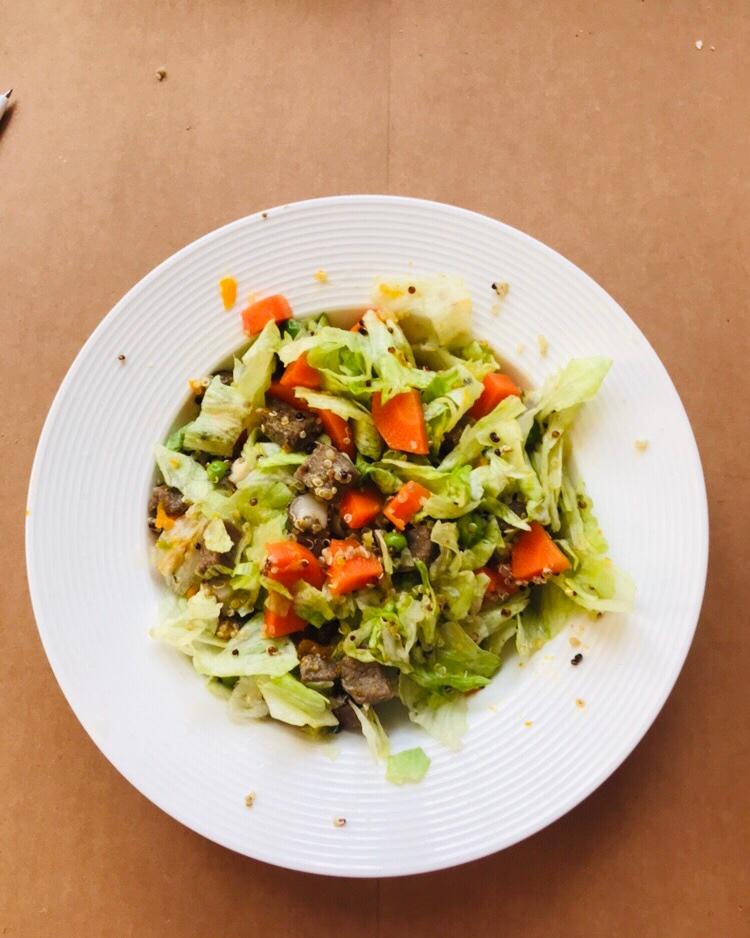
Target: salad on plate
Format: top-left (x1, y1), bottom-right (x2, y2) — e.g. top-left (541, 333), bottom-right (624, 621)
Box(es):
top-left (148, 274), bottom-right (632, 783)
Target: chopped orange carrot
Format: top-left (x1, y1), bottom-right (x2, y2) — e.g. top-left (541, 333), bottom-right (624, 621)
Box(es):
top-left (510, 523), bottom-right (571, 581)
top-left (318, 409), bottom-right (355, 458)
top-left (339, 487), bottom-right (383, 529)
top-left (371, 390), bottom-right (429, 455)
top-left (241, 294), bottom-right (293, 335)
top-left (279, 353), bottom-right (321, 390)
top-left (264, 541), bottom-right (324, 589)
top-left (264, 605), bottom-right (306, 638)
top-left (383, 480), bottom-right (431, 531)
top-left (325, 538), bottom-right (383, 594)
top-left (219, 276), bottom-right (238, 311)
top-left (470, 373), bottom-right (521, 420)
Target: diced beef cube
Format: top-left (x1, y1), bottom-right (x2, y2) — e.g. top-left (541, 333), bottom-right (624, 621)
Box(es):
top-left (148, 484), bottom-right (188, 531)
top-left (340, 657), bottom-right (396, 705)
top-left (299, 654), bottom-right (340, 684)
top-left (331, 696), bottom-right (361, 732)
top-left (406, 523), bottom-right (436, 564)
top-left (258, 400), bottom-right (321, 452)
top-left (294, 442), bottom-right (358, 501)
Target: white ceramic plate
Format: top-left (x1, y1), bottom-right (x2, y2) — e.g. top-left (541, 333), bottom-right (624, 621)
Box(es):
top-left (26, 196), bottom-right (707, 877)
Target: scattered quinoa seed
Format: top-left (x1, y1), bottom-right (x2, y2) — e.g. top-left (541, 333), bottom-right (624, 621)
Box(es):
top-left (571, 653), bottom-right (583, 666)
top-left (492, 281), bottom-right (509, 298)
top-left (117, 353), bottom-right (126, 362)
top-left (576, 698), bottom-right (586, 710)
top-left (244, 792), bottom-right (256, 808)
top-left (634, 439), bottom-right (649, 452)
top-left (524, 720), bottom-right (533, 728)
top-left (537, 334), bottom-right (549, 356)
top-left (155, 67), bottom-right (167, 81)
top-left (408, 285), bottom-right (416, 294)
top-left (333, 817), bottom-right (347, 828)
top-left (569, 635), bottom-right (582, 648)
top-left (314, 269), bottom-right (329, 284)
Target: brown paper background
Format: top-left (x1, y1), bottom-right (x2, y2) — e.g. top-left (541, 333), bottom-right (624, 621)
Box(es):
top-left (2, 1), bottom-right (748, 935)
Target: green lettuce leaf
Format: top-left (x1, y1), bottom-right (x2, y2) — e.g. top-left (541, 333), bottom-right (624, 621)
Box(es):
top-left (350, 702), bottom-right (390, 761)
top-left (232, 320), bottom-right (281, 406)
top-left (150, 587), bottom-right (223, 654)
top-left (398, 675), bottom-right (467, 750)
top-left (228, 676), bottom-right (269, 721)
top-left (192, 615), bottom-right (298, 678)
top-left (256, 674), bottom-right (339, 728)
top-left (182, 377), bottom-right (250, 457)
top-left (386, 747), bottom-right (431, 785)
top-left (372, 274), bottom-right (473, 348)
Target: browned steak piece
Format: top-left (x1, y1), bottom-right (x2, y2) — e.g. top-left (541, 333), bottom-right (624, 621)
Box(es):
top-left (340, 657), bottom-right (396, 705)
top-left (299, 654), bottom-right (340, 684)
top-left (294, 442), bottom-right (358, 500)
top-left (258, 399), bottom-right (321, 452)
top-left (406, 523), bottom-right (435, 564)
top-left (331, 696), bottom-right (362, 732)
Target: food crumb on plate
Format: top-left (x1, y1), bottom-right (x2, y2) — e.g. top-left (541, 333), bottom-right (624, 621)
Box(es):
top-left (155, 66), bottom-right (167, 81)
top-left (576, 698), bottom-right (586, 710)
top-left (333, 817), bottom-right (347, 828)
top-left (219, 276), bottom-right (237, 310)
top-left (491, 281), bottom-right (509, 298)
top-left (569, 635), bottom-right (582, 648)
top-left (634, 438), bottom-right (649, 452)
top-left (571, 653), bottom-right (583, 666)
top-left (117, 353), bottom-right (126, 363)
top-left (537, 334), bottom-right (549, 356)
top-left (244, 791), bottom-right (256, 808)
top-left (524, 720), bottom-right (533, 728)
top-left (313, 269), bottom-right (329, 284)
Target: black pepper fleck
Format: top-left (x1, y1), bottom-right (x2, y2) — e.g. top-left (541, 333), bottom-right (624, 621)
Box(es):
top-left (232, 649), bottom-right (239, 656)
top-left (571, 653), bottom-right (583, 666)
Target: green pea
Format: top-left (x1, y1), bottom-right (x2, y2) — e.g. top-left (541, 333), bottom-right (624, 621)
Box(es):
top-left (383, 531), bottom-right (407, 552)
top-left (206, 460), bottom-right (229, 483)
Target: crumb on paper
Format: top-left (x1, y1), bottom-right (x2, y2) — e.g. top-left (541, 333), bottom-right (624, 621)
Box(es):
top-left (314, 269), bottom-right (329, 284)
top-left (537, 334), bottom-right (549, 356)
top-left (117, 353), bottom-right (126, 363)
top-left (333, 817), bottom-right (347, 828)
top-left (634, 439), bottom-right (649, 452)
top-left (244, 792), bottom-right (256, 808)
top-left (524, 720), bottom-right (533, 728)
top-left (569, 635), bottom-right (582, 648)
top-left (576, 698), bottom-right (586, 710)
top-left (516, 342), bottom-right (525, 355)
top-left (155, 67), bottom-right (167, 81)
top-left (695, 39), bottom-right (703, 50)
